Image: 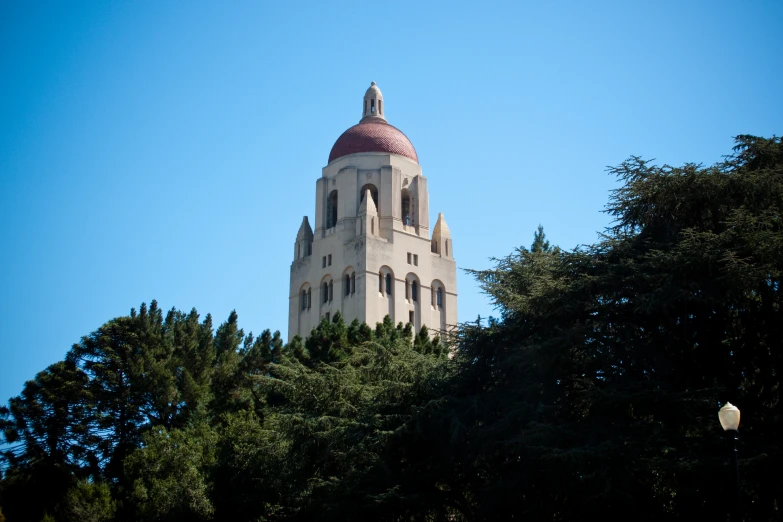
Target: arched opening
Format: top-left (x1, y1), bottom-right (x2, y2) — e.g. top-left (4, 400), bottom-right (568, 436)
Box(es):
top-left (344, 274), bottom-right (351, 296)
top-left (299, 284), bottom-right (312, 313)
top-left (385, 273), bottom-right (392, 295)
top-left (360, 184), bottom-right (379, 214)
top-left (327, 190), bottom-right (338, 229)
top-left (351, 272), bottom-right (356, 294)
top-left (431, 239), bottom-right (438, 253)
top-left (322, 282), bottom-right (329, 304)
top-left (411, 280), bottom-right (418, 302)
top-left (401, 189), bottom-right (412, 226)
top-left (431, 280), bottom-right (445, 309)
top-left (445, 239), bottom-right (449, 257)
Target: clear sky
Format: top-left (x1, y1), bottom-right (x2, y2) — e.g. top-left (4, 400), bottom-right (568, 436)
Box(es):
top-left (1, 1), bottom-right (781, 403)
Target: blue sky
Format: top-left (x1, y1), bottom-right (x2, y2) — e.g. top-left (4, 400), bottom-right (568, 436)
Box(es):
top-left (1, 1), bottom-right (781, 403)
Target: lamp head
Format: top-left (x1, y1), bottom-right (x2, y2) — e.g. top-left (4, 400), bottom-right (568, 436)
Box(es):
top-left (718, 402), bottom-right (741, 431)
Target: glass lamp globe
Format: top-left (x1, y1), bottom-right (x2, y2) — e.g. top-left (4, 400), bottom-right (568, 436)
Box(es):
top-left (718, 402), bottom-right (741, 431)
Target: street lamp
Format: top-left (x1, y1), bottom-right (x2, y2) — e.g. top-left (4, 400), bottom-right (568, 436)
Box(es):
top-left (718, 402), bottom-right (740, 518)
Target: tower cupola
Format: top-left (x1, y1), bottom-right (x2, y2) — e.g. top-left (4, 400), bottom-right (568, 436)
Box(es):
top-left (361, 81), bottom-right (385, 122)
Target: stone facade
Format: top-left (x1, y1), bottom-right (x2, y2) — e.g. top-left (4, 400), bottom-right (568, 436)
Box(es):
top-left (288, 83), bottom-right (457, 341)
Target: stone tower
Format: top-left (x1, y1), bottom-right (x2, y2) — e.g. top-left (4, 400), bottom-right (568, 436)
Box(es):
top-left (288, 82), bottom-right (457, 341)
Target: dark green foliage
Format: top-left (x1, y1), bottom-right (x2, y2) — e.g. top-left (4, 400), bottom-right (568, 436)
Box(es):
top-left (61, 481), bottom-right (116, 522)
top-left (443, 135), bottom-right (783, 521)
top-left (2, 135), bottom-right (781, 521)
top-left (125, 423), bottom-right (216, 521)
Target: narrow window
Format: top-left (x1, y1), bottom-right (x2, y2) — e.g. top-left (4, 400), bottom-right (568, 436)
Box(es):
top-left (345, 274), bottom-right (351, 296)
top-left (445, 240), bottom-right (449, 257)
top-left (307, 288), bottom-right (312, 309)
top-left (301, 290), bottom-right (307, 310)
top-left (307, 243), bottom-right (312, 256)
top-left (385, 273), bottom-right (392, 295)
top-left (412, 281), bottom-right (418, 302)
top-left (322, 256), bottom-right (326, 268)
top-left (431, 240), bottom-right (438, 253)
top-left (379, 272), bottom-right (383, 293)
top-left (437, 288), bottom-right (443, 307)
top-left (364, 100), bottom-right (367, 115)
top-left (407, 253), bottom-right (412, 264)
top-left (431, 287), bottom-right (436, 307)
top-left (297, 244), bottom-right (300, 260)
top-left (327, 190), bottom-right (338, 229)
top-left (371, 99), bottom-right (375, 113)
top-left (413, 254), bottom-right (418, 266)
top-left (401, 190), bottom-right (411, 226)
top-left (328, 254), bottom-right (332, 266)
top-left (351, 272), bottom-right (356, 294)
top-left (405, 280), bottom-right (410, 300)
top-left (323, 282), bottom-right (329, 304)
top-left (409, 311), bottom-right (414, 325)
top-left (379, 99), bottom-right (382, 115)
top-left (329, 280), bottom-right (333, 302)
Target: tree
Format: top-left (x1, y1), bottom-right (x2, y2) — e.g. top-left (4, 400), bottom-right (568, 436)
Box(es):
top-left (125, 423), bottom-right (216, 521)
top-left (425, 135), bottom-right (783, 520)
top-left (61, 481), bottom-right (116, 522)
top-left (0, 360), bottom-right (93, 521)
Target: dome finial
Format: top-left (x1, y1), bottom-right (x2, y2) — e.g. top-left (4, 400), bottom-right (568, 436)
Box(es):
top-left (361, 82), bottom-right (386, 122)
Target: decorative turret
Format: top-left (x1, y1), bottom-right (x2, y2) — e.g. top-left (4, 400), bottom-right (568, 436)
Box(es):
top-left (357, 188), bottom-right (378, 237)
top-left (431, 213), bottom-right (453, 258)
top-left (294, 216), bottom-right (313, 260)
top-left (361, 81), bottom-right (386, 122)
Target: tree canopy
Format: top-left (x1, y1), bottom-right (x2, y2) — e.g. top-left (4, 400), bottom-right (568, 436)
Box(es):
top-left (1, 135), bottom-right (781, 521)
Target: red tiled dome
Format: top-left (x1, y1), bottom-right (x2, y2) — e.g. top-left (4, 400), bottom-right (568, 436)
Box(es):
top-left (329, 121), bottom-right (418, 164)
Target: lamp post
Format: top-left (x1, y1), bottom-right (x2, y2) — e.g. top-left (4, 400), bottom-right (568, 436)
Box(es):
top-left (718, 402), bottom-right (740, 519)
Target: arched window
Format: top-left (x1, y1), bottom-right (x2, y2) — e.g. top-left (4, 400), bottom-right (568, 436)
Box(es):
top-left (437, 287), bottom-right (443, 307)
top-left (344, 274), bottom-right (351, 296)
top-left (327, 190), bottom-right (338, 229)
top-left (379, 272), bottom-right (383, 293)
top-left (431, 240), bottom-right (438, 253)
top-left (301, 290), bottom-right (307, 310)
top-left (307, 288), bottom-right (312, 309)
top-left (351, 272), bottom-right (356, 294)
top-left (328, 280), bottom-right (334, 302)
top-left (401, 189), bottom-right (411, 226)
top-left (323, 282), bottom-right (329, 304)
top-left (385, 273), bottom-right (392, 295)
top-left (360, 184), bottom-right (379, 214)
top-left (411, 280), bottom-right (418, 302)
top-left (445, 239), bottom-right (449, 257)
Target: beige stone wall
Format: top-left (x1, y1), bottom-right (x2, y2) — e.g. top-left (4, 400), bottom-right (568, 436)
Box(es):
top-left (288, 152), bottom-right (457, 341)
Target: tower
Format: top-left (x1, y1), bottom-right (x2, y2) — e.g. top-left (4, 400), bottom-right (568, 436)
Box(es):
top-left (288, 82), bottom-right (457, 340)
